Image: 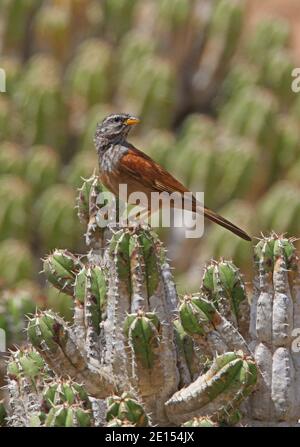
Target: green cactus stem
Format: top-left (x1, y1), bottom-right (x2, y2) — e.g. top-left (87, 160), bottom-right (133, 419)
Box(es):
top-left (165, 351), bottom-right (257, 425)
top-left (76, 175), bottom-right (113, 248)
top-left (35, 184), bottom-right (81, 250)
top-left (106, 392), bottom-right (149, 427)
top-left (0, 281), bottom-right (40, 346)
top-left (201, 259), bottom-right (249, 334)
top-left (0, 239), bottom-right (35, 286)
top-left (34, 4), bottom-right (71, 62)
top-left (27, 310), bottom-right (116, 399)
top-left (43, 249), bottom-right (83, 296)
top-left (0, 175), bottom-right (32, 241)
top-left (65, 39), bottom-right (112, 116)
top-left (124, 310), bottom-right (161, 370)
top-left (0, 142), bottom-right (24, 176)
top-left (15, 55), bottom-right (66, 148)
top-left (24, 145), bottom-right (61, 193)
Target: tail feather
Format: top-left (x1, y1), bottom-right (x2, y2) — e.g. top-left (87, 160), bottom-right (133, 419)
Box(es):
top-left (190, 197), bottom-right (251, 241)
top-left (202, 206), bottom-right (251, 241)
top-left (170, 195), bottom-right (251, 241)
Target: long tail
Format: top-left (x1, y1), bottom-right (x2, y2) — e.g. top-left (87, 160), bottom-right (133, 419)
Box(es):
top-left (189, 197), bottom-right (251, 241)
top-left (202, 206), bottom-right (251, 241)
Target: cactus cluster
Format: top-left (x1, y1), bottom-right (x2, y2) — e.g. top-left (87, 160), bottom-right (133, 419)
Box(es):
top-left (1, 177), bottom-right (299, 427)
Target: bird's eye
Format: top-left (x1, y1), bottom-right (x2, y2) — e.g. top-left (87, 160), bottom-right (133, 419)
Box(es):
top-left (114, 116), bottom-right (122, 123)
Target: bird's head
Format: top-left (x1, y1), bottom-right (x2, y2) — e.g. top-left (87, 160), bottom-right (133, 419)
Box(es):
top-left (94, 113), bottom-right (140, 149)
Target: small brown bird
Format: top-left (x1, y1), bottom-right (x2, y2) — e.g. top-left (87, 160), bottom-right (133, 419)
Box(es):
top-left (94, 113), bottom-right (251, 241)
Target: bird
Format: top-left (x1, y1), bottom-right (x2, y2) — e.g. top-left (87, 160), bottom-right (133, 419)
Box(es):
top-left (93, 113), bottom-right (251, 241)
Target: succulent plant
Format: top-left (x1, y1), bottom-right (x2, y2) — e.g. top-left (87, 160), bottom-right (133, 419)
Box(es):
top-left (24, 145), bottom-right (61, 194)
top-left (0, 280), bottom-right (42, 346)
top-left (102, 0), bottom-right (138, 42)
top-left (34, 184), bottom-right (81, 251)
top-left (118, 53), bottom-right (176, 129)
top-left (33, 3), bottom-right (72, 61)
top-left (14, 55), bottom-right (66, 149)
top-left (0, 175), bottom-right (32, 241)
top-left (106, 392), bottom-right (149, 427)
top-left (5, 346), bottom-right (100, 427)
top-left (0, 97), bottom-right (20, 141)
top-left (257, 182), bottom-right (300, 237)
top-left (247, 234), bottom-right (300, 426)
top-left (0, 0), bottom-right (41, 56)
top-left (246, 18), bottom-right (290, 68)
top-left (65, 38), bottom-right (112, 124)
top-left (1, 178), bottom-right (259, 426)
top-left (2, 173), bottom-right (300, 426)
top-left (0, 239), bottom-right (35, 287)
top-left (0, 142), bottom-right (24, 176)
top-left (0, 56), bottom-right (21, 94)
top-left (64, 150), bottom-right (98, 188)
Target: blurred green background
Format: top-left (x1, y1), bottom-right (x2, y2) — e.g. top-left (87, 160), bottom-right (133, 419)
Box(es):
top-left (0, 0), bottom-right (300, 347)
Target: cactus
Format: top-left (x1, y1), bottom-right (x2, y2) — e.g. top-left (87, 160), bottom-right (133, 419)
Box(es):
top-left (3, 175), bottom-right (300, 426)
top-left (0, 56), bottom-right (21, 94)
top-left (0, 142), bottom-right (24, 176)
top-left (24, 145), bottom-right (61, 194)
top-left (34, 184), bottom-right (81, 250)
top-left (257, 182), bottom-right (300, 237)
top-left (0, 0), bottom-right (41, 56)
top-left (0, 281), bottom-right (41, 346)
top-left (0, 175), bottom-right (32, 241)
top-left (1, 177), bottom-right (261, 427)
top-left (0, 239), bottom-right (35, 287)
top-left (260, 49), bottom-right (295, 105)
top-left (0, 97), bottom-right (20, 141)
top-left (33, 3), bottom-right (71, 61)
top-left (201, 259), bottom-right (249, 336)
top-left (106, 392), bottom-right (149, 427)
top-left (65, 39), bottom-right (112, 122)
top-left (64, 150), bottom-right (98, 188)
top-left (45, 285), bottom-right (74, 323)
top-left (219, 86), bottom-right (278, 149)
top-left (102, 0), bottom-right (138, 42)
top-left (165, 351), bottom-right (257, 425)
top-left (246, 19), bottom-right (290, 68)
top-left (15, 55), bottom-right (66, 148)
top-left (5, 346), bottom-right (100, 427)
top-left (76, 174), bottom-right (120, 248)
top-left (118, 54), bottom-right (176, 129)
top-left (247, 234), bottom-right (300, 426)
top-left (200, 200), bottom-right (254, 272)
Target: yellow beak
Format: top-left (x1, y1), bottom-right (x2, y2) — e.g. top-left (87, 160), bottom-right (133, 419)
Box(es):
top-left (124, 117), bottom-right (140, 126)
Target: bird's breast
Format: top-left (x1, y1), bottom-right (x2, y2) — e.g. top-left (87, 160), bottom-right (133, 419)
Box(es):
top-left (99, 144), bottom-right (128, 173)
top-left (98, 144), bottom-right (128, 196)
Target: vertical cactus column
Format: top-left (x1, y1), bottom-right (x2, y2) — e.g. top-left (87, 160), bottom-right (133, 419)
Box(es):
top-left (27, 178), bottom-right (181, 425)
top-left (15, 55), bottom-right (67, 148)
top-left (248, 234), bottom-right (300, 426)
top-left (106, 227), bottom-right (179, 424)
